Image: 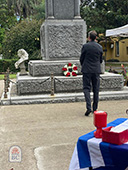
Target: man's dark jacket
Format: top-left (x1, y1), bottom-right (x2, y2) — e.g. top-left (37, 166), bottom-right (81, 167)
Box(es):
top-left (80, 41), bottom-right (103, 73)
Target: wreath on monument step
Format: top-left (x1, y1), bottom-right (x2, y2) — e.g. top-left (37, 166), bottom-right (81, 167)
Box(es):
top-left (62, 63), bottom-right (78, 77)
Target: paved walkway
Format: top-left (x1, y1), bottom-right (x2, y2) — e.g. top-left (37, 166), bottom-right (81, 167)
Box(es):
top-left (0, 80), bottom-right (128, 170)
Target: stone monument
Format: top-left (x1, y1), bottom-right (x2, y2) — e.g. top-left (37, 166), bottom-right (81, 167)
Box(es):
top-left (40, 0), bottom-right (86, 60)
top-left (17, 0), bottom-right (88, 95)
top-left (16, 0), bottom-right (123, 98)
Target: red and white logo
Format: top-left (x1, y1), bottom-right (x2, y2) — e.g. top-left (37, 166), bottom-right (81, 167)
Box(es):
top-left (9, 146), bottom-right (22, 162)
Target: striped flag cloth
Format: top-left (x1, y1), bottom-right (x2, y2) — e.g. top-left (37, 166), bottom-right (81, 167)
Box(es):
top-left (69, 118), bottom-right (128, 170)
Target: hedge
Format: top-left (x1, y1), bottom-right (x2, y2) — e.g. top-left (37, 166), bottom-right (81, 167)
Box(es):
top-left (0, 57), bottom-right (43, 73)
top-left (0, 59), bottom-right (22, 73)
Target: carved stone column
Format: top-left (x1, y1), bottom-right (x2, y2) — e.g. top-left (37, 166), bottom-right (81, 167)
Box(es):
top-left (74, 0), bottom-right (81, 18)
top-left (41, 0), bottom-right (86, 60)
top-left (46, 0), bottom-right (54, 19)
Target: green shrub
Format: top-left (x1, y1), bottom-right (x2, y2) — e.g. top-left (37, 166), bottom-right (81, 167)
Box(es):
top-left (0, 59), bottom-right (20, 73)
top-left (2, 19), bottom-right (43, 60)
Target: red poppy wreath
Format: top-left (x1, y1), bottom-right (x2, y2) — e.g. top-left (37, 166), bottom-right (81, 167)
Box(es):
top-left (62, 63), bottom-right (78, 77)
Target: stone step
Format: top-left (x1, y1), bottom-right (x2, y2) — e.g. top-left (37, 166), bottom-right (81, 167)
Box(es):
top-left (16, 72), bottom-right (123, 95)
top-left (28, 60), bottom-right (81, 76)
top-left (1, 84), bottom-right (128, 105)
top-left (28, 60), bottom-right (105, 76)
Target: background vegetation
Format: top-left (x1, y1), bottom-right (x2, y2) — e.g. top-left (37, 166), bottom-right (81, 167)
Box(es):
top-left (0, 59), bottom-right (19, 73)
top-left (0, 0), bottom-right (45, 60)
top-left (80, 0), bottom-right (128, 34)
top-left (2, 19), bottom-right (42, 59)
top-left (0, 0), bottom-right (128, 73)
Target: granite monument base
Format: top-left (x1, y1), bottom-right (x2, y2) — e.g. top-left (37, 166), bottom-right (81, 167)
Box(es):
top-left (28, 60), bottom-right (81, 76)
top-left (16, 72), bottom-right (124, 95)
top-left (28, 60), bottom-right (105, 76)
top-left (40, 19), bottom-right (86, 60)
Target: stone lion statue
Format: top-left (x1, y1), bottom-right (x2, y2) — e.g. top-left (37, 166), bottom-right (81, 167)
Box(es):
top-left (15, 49), bottom-right (29, 75)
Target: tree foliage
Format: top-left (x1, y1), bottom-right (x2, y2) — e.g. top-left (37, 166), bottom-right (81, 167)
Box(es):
top-left (0, 0), bottom-right (17, 30)
top-left (0, 0), bottom-right (17, 53)
top-left (7, 0), bottom-right (44, 19)
top-left (0, 0), bottom-right (45, 58)
top-left (32, 0), bottom-right (45, 20)
top-left (2, 19), bottom-right (42, 59)
top-left (80, 0), bottom-right (128, 34)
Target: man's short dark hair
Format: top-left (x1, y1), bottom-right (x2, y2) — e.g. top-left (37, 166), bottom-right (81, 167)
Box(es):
top-left (88, 31), bottom-right (97, 41)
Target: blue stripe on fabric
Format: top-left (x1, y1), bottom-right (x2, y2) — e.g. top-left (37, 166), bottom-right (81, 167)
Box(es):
top-left (94, 166), bottom-right (121, 170)
top-left (77, 130), bottom-right (95, 168)
top-left (100, 118), bottom-right (128, 168)
top-left (77, 118), bottom-right (127, 169)
top-left (100, 142), bottom-right (113, 166)
top-left (109, 143), bottom-right (128, 170)
top-left (107, 118), bottom-right (127, 127)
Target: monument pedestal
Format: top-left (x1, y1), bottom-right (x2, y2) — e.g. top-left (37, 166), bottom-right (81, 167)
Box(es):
top-left (40, 19), bottom-right (86, 60)
top-left (28, 59), bottom-right (105, 77)
top-left (16, 71), bottom-right (124, 95)
top-left (28, 60), bottom-right (81, 76)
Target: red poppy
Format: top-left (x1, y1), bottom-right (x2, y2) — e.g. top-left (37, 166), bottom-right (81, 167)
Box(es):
top-left (72, 72), bottom-right (77, 76)
top-left (73, 66), bottom-right (77, 70)
top-left (66, 72), bottom-right (70, 77)
top-left (68, 63), bottom-right (72, 67)
top-left (62, 67), bottom-right (67, 71)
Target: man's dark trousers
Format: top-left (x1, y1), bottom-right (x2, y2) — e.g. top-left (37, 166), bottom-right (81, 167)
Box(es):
top-left (83, 73), bottom-right (100, 112)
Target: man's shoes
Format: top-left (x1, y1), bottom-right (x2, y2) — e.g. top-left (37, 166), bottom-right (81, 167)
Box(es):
top-left (85, 110), bottom-right (92, 116)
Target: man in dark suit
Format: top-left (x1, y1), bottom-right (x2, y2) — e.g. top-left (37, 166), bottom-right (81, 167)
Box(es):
top-left (80, 30), bottom-right (103, 116)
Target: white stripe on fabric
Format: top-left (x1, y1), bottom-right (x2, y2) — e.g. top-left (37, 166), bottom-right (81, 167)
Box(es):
top-left (69, 145), bottom-right (80, 170)
top-left (69, 145), bottom-right (89, 170)
top-left (87, 137), bottom-right (105, 168)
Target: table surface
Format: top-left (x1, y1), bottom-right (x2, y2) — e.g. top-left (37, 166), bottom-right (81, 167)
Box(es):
top-left (69, 118), bottom-right (128, 170)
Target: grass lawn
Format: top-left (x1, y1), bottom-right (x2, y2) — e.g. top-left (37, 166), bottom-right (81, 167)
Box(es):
top-left (0, 74), bottom-right (16, 80)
